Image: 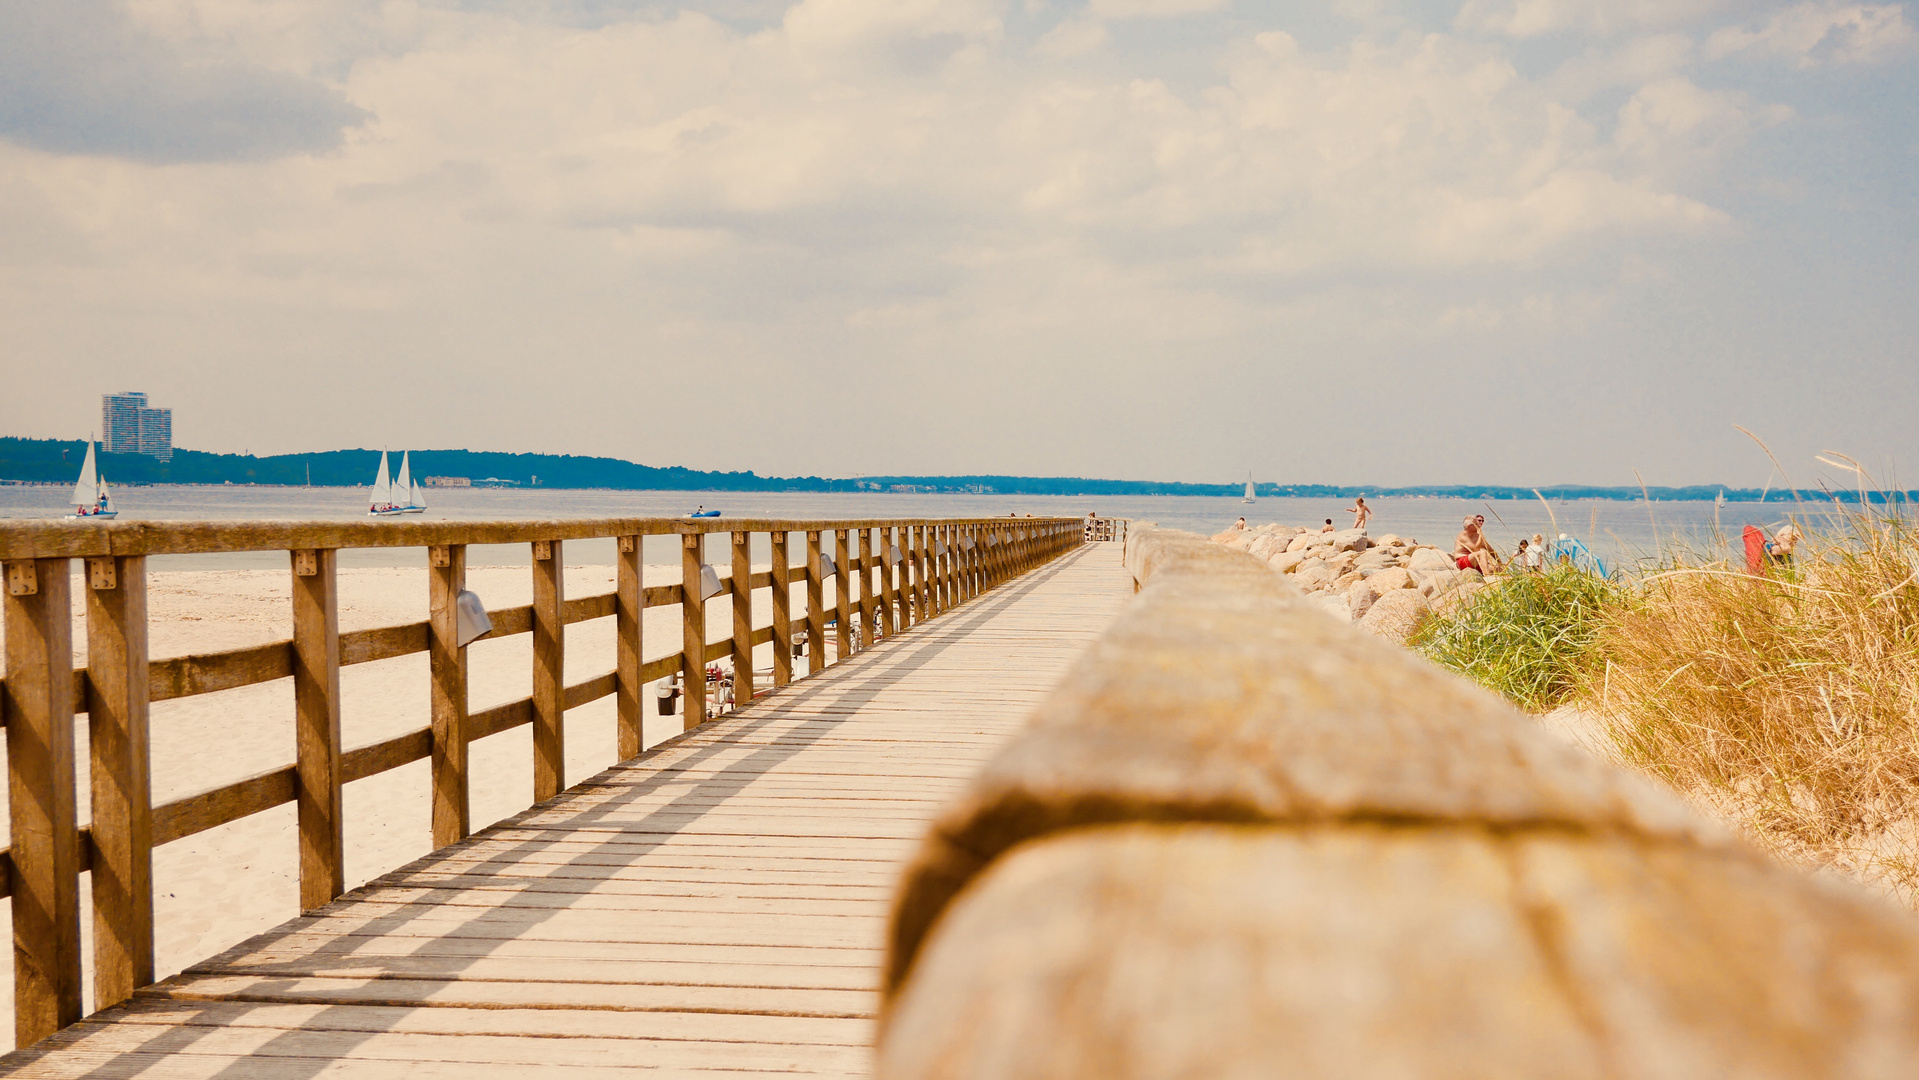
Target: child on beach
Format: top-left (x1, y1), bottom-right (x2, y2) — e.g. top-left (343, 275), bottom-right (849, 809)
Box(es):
top-left (1321, 519), bottom-right (1336, 533)
top-left (1346, 496), bottom-right (1371, 532)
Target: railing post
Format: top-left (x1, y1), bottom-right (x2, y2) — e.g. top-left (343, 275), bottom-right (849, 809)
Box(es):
top-left (806, 531), bottom-right (826, 677)
top-left (683, 533), bottom-right (708, 729)
top-left (86, 554), bottom-right (153, 1012)
top-left (913, 525), bottom-right (929, 624)
top-left (428, 544), bottom-right (470, 846)
top-left (731, 531), bottom-right (754, 705)
top-left (616, 536), bottom-right (644, 760)
top-left (771, 531), bottom-right (793, 688)
top-left (857, 529), bottom-right (875, 649)
top-left (5, 556), bottom-right (80, 1044)
top-left (532, 539), bottom-right (565, 801)
top-left (880, 526), bottom-right (899, 639)
top-left (291, 548), bottom-right (344, 912)
top-left (834, 530), bottom-right (852, 660)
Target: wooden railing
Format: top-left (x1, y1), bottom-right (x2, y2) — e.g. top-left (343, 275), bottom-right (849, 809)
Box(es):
top-left (0, 514), bottom-right (1083, 1048)
top-left (1082, 518), bottom-right (1126, 543)
top-left (875, 525), bottom-right (1919, 1076)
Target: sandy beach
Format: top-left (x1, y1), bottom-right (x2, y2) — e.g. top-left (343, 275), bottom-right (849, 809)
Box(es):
top-left (0, 562), bottom-right (806, 1039)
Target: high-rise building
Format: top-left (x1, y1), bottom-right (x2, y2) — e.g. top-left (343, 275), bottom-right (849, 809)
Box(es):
top-left (101, 392), bottom-right (174, 462)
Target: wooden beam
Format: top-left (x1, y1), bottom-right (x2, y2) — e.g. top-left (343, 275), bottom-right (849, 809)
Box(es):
top-left (880, 527), bottom-right (899, 639)
top-left (532, 539), bottom-right (565, 802)
top-left (857, 529), bottom-right (875, 650)
top-left (682, 534), bottom-right (707, 731)
top-left (805, 531), bottom-right (826, 678)
top-left (291, 548), bottom-right (343, 912)
top-left (771, 532), bottom-right (792, 688)
top-left (85, 554), bottom-right (153, 1012)
top-left (731, 531), bottom-right (754, 705)
top-left (6, 557), bottom-right (81, 1044)
top-left (428, 544), bottom-right (469, 847)
top-left (616, 536), bottom-right (644, 761)
top-left (834, 530), bottom-right (852, 662)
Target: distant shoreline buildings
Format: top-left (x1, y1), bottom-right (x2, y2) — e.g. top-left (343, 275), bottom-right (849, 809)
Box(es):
top-left (101, 391), bottom-right (173, 461)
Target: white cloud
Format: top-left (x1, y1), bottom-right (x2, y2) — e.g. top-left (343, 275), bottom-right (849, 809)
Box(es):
top-left (1455, 0), bottom-right (1731, 38)
top-left (1087, 0), bottom-right (1230, 18)
top-left (1706, 2), bottom-right (1917, 66)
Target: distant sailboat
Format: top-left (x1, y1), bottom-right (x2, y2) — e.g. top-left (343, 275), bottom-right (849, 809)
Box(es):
top-left (1242, 473), bottom-right (1256, 504)
top-left (395, 451), bottom-right (427, 513)
top-left (368, 451), bottom-right (405, 516)
top-left (66, 440), bottom-right (117, 519)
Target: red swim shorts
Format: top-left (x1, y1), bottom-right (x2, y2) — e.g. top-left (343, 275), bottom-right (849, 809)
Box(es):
top-left (1456, 555), bottom-right (1474, 570)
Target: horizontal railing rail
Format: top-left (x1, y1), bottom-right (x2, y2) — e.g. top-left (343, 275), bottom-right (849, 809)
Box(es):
top-left (0, 514), bottom-right (1083, 1049)
top-left (875, 525), bottom-right (1919, 1076)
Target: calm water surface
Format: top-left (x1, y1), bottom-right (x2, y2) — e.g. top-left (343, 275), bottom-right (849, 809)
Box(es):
top-left (0, 485), bottom-right (1800, 572)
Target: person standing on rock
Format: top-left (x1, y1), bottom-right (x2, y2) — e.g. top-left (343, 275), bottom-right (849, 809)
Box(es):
top-left (1346, 496), bottom-right (1372, 533)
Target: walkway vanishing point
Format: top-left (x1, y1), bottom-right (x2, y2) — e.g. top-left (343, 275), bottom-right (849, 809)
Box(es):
top-left (0, 516), bottom-right (1114, 1076)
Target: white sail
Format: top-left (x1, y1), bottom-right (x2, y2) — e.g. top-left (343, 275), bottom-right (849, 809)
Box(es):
top-left (71, 442), bottom-right (99, 507)
top-left (1244, 480), bottom-right (1256, 500)
top-left (369, 451), bottom-right (393, 510)
top-left (394, 452), bottom-right (414, 505)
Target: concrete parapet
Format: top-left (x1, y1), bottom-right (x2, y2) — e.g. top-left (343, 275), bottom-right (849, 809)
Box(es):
top-left (878, 525), bottom-right (1919, 1079)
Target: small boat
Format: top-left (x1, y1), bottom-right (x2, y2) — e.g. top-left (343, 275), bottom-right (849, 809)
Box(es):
top-left (395, 451), bottom-right (427, 514)
top-left (1242, 473), bottom-right (1256, 504)
top-left (66, 441), bottom-right (117, 519)
top-left (687, 507), bottom-right (721, 518)
top-left (367, 451), bottom-right (405, 516)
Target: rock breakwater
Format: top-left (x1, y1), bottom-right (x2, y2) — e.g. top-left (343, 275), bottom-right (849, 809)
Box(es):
top-left (1210, 522), bottom-right (1490, 642)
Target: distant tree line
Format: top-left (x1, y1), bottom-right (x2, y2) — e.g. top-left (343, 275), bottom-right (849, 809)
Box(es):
top-left (2, 438), bottom-right (1909, 502)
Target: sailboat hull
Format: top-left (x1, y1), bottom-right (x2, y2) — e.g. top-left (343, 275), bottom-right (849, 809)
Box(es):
top-left (65, 511), bottom-right (118, 520)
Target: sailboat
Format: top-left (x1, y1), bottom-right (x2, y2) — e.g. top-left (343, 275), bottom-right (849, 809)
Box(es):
top-left (395, 451), bottom-right (427, 513)
top-left (66, 440), bottom-right (117, 519)
top-left (367, 451), bottom-right (405, 516)
top-left (1242, 473), bottom-right (1256, 504)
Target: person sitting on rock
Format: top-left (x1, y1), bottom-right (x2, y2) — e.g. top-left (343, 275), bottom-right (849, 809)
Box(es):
top-left (1346, 496), bottom-right (1371, 532)
top-left (1453, 516), bottom-right (1500, 574)
top-left (1234, 517), bottom-right (1247, 530)
top-left (1321, 519), bottom-right (1336, 533)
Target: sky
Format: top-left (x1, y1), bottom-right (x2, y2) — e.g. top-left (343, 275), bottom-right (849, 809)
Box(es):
top-left (1, 0), bottom-right (1914, 488)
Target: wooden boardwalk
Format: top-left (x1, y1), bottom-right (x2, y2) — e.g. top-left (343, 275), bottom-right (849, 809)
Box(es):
top-left (4, 543), bottom-right (1133, 1079)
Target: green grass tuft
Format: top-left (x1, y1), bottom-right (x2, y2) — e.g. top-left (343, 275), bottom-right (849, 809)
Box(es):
top-left (1410, 566), bottom-right (1622, 712)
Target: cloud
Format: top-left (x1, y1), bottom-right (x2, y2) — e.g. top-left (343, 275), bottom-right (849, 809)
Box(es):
top-left (1705, 2), bottom-right (1917, 65)
top-left (1087, 0), bottom-right (1230, 18)
top-left (1455, 0), bottom-right (1731, 38)
top-left (0, 0), bottom-right (365, 162)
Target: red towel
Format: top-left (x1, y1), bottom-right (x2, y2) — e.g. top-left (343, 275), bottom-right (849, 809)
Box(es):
top-left (1742, 525), bottom-right (1767, 576)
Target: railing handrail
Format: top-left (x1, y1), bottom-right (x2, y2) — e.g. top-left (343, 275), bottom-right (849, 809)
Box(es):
top-left (0, 515), bottom-right (1081, 560)
top-left (874, 524), bottom-right (1919, 1076)
top-left (0, 514), bottom-right (1085, 1049)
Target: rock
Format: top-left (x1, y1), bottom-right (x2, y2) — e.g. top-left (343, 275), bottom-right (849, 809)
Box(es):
top-left (1210, 529), bottom-right (1242, 544)
top-left (1366, 567), bottom-right (1415, 594)
top-left (1359, 588), bottom-right (1430, 643)
top-left (1268, 550), bottom-right (1310, 574)
top-left (1419, 568), bottom-right (1483, 599)
top-left (1374, 534), bottom-right (1407, 547)
top-left (1347, 582), bottom-right (1378, 621)
top-left (1307, 592), bottom-right (1353, 623)
top-left (1323, 550), bottom-right (1359, 575)
top-left (1431, 581), bottom-right (1487, 616)
top-left (1247, 529), bottom-right (1300, 560)
top-left (1353, 551), bottom-right (1396, 573)
top-left (1332, 571), bottom-right (1364, 593)
top-left (1223, 532), bottom-right (1255, 551)
top-left (1286, 533), bottom-right (1317, 553)
top-left (1293, 560), bottom-right (1337, 591)
top-left (1408, 548), bottom-right (1456, 573)
top-left (1324, 529), bottom-right (1371, 553)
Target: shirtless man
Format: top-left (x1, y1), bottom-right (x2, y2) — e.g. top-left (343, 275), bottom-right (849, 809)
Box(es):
top-left (1320, 519), bottom-right (1336, 534)
top-left (1346, 496), bottom-right (1372, 532)
top-left (1453, 515), bottom-right (1500, 574)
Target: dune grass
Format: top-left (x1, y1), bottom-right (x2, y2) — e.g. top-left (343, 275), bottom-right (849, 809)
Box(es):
top-left (1414, 492), bottom-right (1919, 905)
top-left (1410, 565), bottom-right (1623, 712)
top-left (1588, 499), bottom-right (1919, 903)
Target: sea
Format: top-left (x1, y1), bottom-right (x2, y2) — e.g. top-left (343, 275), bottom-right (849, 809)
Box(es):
top-left (0, 484), bottom-right (1803, 573)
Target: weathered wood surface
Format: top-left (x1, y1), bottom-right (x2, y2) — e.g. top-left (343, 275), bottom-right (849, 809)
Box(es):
top-left (877, 526), bottom-right (1919, 1080)
top-left (0, 542), bottom-right (1128, 1077)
